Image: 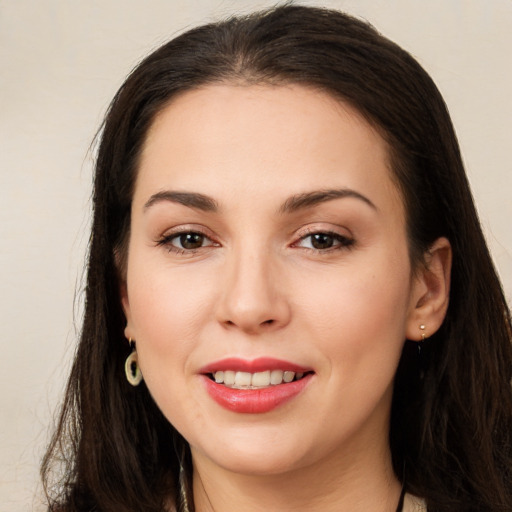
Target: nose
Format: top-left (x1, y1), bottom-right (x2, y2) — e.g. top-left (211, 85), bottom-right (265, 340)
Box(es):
top-left (216, 247), bottom-right (291, 335)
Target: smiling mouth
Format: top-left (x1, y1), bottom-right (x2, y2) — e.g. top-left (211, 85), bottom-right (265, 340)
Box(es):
top-left (208, 370), bottom-right (312, 389)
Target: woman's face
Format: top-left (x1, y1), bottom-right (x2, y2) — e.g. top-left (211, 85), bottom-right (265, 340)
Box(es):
top-left (122, 84), bottom-right (423, 476)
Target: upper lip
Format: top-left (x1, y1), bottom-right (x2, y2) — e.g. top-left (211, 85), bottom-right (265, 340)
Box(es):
top-left (198, 357), bottom-right (312, 374)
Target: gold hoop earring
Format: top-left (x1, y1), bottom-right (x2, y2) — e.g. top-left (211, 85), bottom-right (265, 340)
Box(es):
top-left (125, 339), bottom-right (143, 386)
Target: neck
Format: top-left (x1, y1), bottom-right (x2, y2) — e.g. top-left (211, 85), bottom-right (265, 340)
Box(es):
top-left (191, 432), bottom-right (401, 512)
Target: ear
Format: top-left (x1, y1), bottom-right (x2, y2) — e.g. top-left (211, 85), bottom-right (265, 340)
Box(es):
top-left (119, 274), bottom-right (135, 342)
top-left (406, 237), bottom-right (452, 341)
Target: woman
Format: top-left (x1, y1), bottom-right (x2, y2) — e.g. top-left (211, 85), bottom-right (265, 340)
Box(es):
top-left (41, 5), bottom-right (512, 512)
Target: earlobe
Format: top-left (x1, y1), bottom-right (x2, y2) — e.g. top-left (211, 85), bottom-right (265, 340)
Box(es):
top-left (406, 237), bottom-right (452, 340)
top-left (115, 244), bottom-right (136, 341)
top-left (119, 280), bottom-right (135, 340)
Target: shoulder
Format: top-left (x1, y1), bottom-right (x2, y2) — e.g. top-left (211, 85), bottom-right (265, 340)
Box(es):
top-left (404, 492), bottom-right (427, 512)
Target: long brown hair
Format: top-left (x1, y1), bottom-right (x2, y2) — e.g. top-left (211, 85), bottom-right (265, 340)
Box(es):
top-left (42, 5), bottom-right (512, 511)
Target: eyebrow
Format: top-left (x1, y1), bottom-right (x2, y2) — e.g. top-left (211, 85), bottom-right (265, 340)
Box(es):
top-left (144, 191), bottom-right (218, 212)
top-left (279, 188), bottom-right (377, 213)
top-left (143, 187), bottom-right (376, 214)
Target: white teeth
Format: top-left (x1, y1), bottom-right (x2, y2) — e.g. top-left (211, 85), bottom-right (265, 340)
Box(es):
top-left (252, 370), bottom-right (271, 387)
top-left (283, 371), bottom-right (295, 383)
top-left (235, 371), bottom-right (252, 387)
top-left (224, 370), bottom-right (236, 386)
top-left (270, 369), bottom-right (283, 385)
top-left (212, 369), bottom-right (306, 388)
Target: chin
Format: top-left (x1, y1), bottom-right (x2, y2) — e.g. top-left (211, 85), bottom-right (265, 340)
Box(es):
top-left (191, 429), bottom-right (312, 476)
top-left (209, 450), bottom-right (306, 476)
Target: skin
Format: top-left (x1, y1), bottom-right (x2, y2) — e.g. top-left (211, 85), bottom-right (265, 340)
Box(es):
top-left (122, 84), bottom-right (451, 511)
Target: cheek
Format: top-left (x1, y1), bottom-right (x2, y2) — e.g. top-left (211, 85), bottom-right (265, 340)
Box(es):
top-left (302, 256), bottom-right (412, 419)
top-left (297, 252), bottom-right (412, 362)
top-left (125, 264), bottom-right (216, 429)
top-left (126, 258), bottom-right (217, 365)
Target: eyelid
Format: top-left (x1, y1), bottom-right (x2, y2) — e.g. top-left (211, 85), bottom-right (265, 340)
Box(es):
top-left (157, 223), bottom-right (216, 239)
top-left (294, 223), bottom-right (353, 240)
top-left (291, 224), bottom-right (355, 251)
top-left (155, 224), bottom-right (220, 253)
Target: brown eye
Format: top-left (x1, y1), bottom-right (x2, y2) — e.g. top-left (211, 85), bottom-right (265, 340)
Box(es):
top-left (157, 229), bottom-right (218, 254)
top-left (175, 232), bottom-right (205, 250)
top-left (296, 231), bottom-right (354, 251)
top-left (310, 233), bottom-right (335, 249)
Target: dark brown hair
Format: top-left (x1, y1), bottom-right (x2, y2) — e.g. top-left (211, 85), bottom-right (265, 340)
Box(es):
top-left (42, 5), bottom-right (512, 511)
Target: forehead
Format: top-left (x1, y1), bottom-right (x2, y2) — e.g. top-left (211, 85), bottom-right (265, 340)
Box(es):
top-left (135, 83), bottom-right (403, 216)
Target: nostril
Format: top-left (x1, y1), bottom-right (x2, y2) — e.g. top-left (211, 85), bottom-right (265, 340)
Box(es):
top-left (220, 315), bottom-right (284, 332)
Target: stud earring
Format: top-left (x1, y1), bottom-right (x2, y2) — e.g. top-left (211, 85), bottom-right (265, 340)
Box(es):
top-left (125, 339), bottom-right (143, 386)
top-left (418, 324), bottom-right (426, 356)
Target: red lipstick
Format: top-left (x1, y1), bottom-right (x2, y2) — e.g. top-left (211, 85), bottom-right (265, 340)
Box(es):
top-left (199, 357), bottom-right (313, 414)
top-left (199, 357), bottom-right (310, 374)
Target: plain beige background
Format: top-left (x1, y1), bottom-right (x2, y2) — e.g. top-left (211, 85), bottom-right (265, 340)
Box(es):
top-left (1, 1), bottom-right (511, 509)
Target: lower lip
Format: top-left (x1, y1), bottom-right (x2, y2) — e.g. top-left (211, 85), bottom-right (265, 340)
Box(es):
top-left (202, 374), bottom-right (313, 414)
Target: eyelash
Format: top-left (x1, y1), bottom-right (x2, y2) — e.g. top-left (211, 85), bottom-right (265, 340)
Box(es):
top-left (294, 229), bottom-right (355, 253)
top-left (156, 229), bottom-right (355, 255)
top-left (156, 229), bottom-right (217, 255)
